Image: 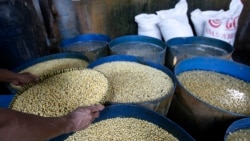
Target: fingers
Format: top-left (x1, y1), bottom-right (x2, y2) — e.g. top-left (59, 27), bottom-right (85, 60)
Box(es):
top-left (18, 72), bottom-right (39, 85)
top-left (67, 105), bottom-right (105, 132)
top-left (77, 105), bottom-right (104, 121)
top-left (22, 72), bottom-right (39, 82)
top-left (87, 105), bottom-right (105, 113)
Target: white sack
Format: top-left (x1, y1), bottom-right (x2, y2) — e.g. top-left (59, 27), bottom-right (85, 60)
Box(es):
top-left (191, 9), bottom-right (225, 36)
top-left (156, 0), bottom-right (194, 42)
top-left (135, 13), bottom-right (162, 39)
top-left (191, 0), bottom-right (244, 45)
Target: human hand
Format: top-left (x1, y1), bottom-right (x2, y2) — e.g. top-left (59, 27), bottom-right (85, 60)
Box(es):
top-left (65, 105), bottom-right (105, 132)
top-left (12, 72), bottom-right (39, 86)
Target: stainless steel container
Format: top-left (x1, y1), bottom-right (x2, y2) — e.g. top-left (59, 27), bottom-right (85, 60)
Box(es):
top-left (167, 57), bottom-right (250, 141)
top-left (50, 104), bottom-right (195, 141)
top-left (88, 55), bottom-right (176, 116)
top-left (165, 36), bottom-right (234, 71)
top-left (109, 35), bottom-right (167, 65)
top-left (60, 34), bottom-right (111, 62)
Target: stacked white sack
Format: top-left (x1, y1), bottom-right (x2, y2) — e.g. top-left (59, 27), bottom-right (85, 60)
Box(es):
top-left (135, 14), bottom-right (162, 40)
top-left (156, 0), bottom-right (194, 42)
top-left (191, 0), bottom-right (244, 46)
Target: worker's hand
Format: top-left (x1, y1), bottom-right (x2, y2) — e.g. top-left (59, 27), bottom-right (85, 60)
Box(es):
top-left (65, 105), bottom-right (105, 132)
top-left (12, 72), bottom-right (39, 86)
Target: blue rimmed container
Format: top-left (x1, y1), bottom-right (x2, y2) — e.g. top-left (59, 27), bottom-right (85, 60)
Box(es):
top-left (165, 36), bottom-right (234, 70)
top-left (224, 117), bottom-right (250, 141)
top-left (50, 104), bottom-right (195, 141)
top-left (60, 34), bottom-right (111, 62)
top-left (109, 35), bottom-right (167, 65)
top-left (88, 55), bottom-right (176, 116)
top-left (167, 56), bottom-right (250, 141)
top-left (7, 52), bottom-right (89, 94)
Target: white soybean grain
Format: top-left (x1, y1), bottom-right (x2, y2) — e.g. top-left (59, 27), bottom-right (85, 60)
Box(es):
top-left (65, 117), bottom-right (179, 141)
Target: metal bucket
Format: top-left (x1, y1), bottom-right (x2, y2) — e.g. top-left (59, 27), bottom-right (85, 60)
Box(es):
top-left (165, 36), bottom-right (234, 70)
top-left (224, 117), bottom-right (250, 141)
top-left (167, 57), bottom-right (250, 141)
top-left (109, 35), bottom-right (167, 65)
top-left (60, 34), bottom-right (111, 62)
top-left (88, 55), bottom-right (176, 116)
top-left (50, 104), bottom-right (195, 141)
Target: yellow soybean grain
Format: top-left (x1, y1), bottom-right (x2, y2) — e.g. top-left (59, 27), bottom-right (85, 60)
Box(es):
top-left (177, 70), bottom-right (250, 115)
top-left (65, 117), bottom-right (179, 141)
top-left (11, 69), bottom-right (109, 117)
top-left (93, 61), bottom-right (174, 103)
top-left (226, 129), bottom-right (250, 141)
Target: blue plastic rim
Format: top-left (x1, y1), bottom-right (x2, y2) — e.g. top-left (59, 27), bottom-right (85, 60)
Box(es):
top-left (0, 95), bottom-right (14, 108)
top-left (51, 104), bottom-right (195, 141)
top-left (166, 36), bottom-right (234, 53)
top-left (60, 33), bottom-right (111, 48)
top-left (224, 117), bottom-right (250, 140)
top-left (109, 35), bottom-right (166, 49)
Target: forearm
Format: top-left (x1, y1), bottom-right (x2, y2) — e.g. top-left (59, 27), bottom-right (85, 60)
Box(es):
top-left (0, 108), bottom-right (73, 141)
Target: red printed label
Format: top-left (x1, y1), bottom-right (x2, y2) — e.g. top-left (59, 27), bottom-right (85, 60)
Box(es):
top-left (208, 19), bottom-right (222, 28)
top-left (226, 16), bottom-right (239, 30)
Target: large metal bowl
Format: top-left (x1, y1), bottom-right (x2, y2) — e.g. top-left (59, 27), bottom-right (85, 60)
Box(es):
top-left (109, 35), bottom-right (167, 65)
top-left (165, 36), bottom-right (234, 70)
top-left (167, 56), bottom-right (250, 141)
top-left (50, 104), bottom-right (195, 141)
top-left (88, 55), bottom-right (176, 116)
top-left (60, 34), bottom-right (111, 62)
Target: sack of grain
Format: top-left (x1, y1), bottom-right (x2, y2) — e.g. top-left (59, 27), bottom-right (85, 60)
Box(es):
top-left (157, 0), bottom-right (193, 42)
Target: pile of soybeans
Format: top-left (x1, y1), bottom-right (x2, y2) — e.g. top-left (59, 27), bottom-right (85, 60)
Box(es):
top-left (93, 61), bottom-right (174, 103)
top-left (10, 68), bottom-right (109, 117)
